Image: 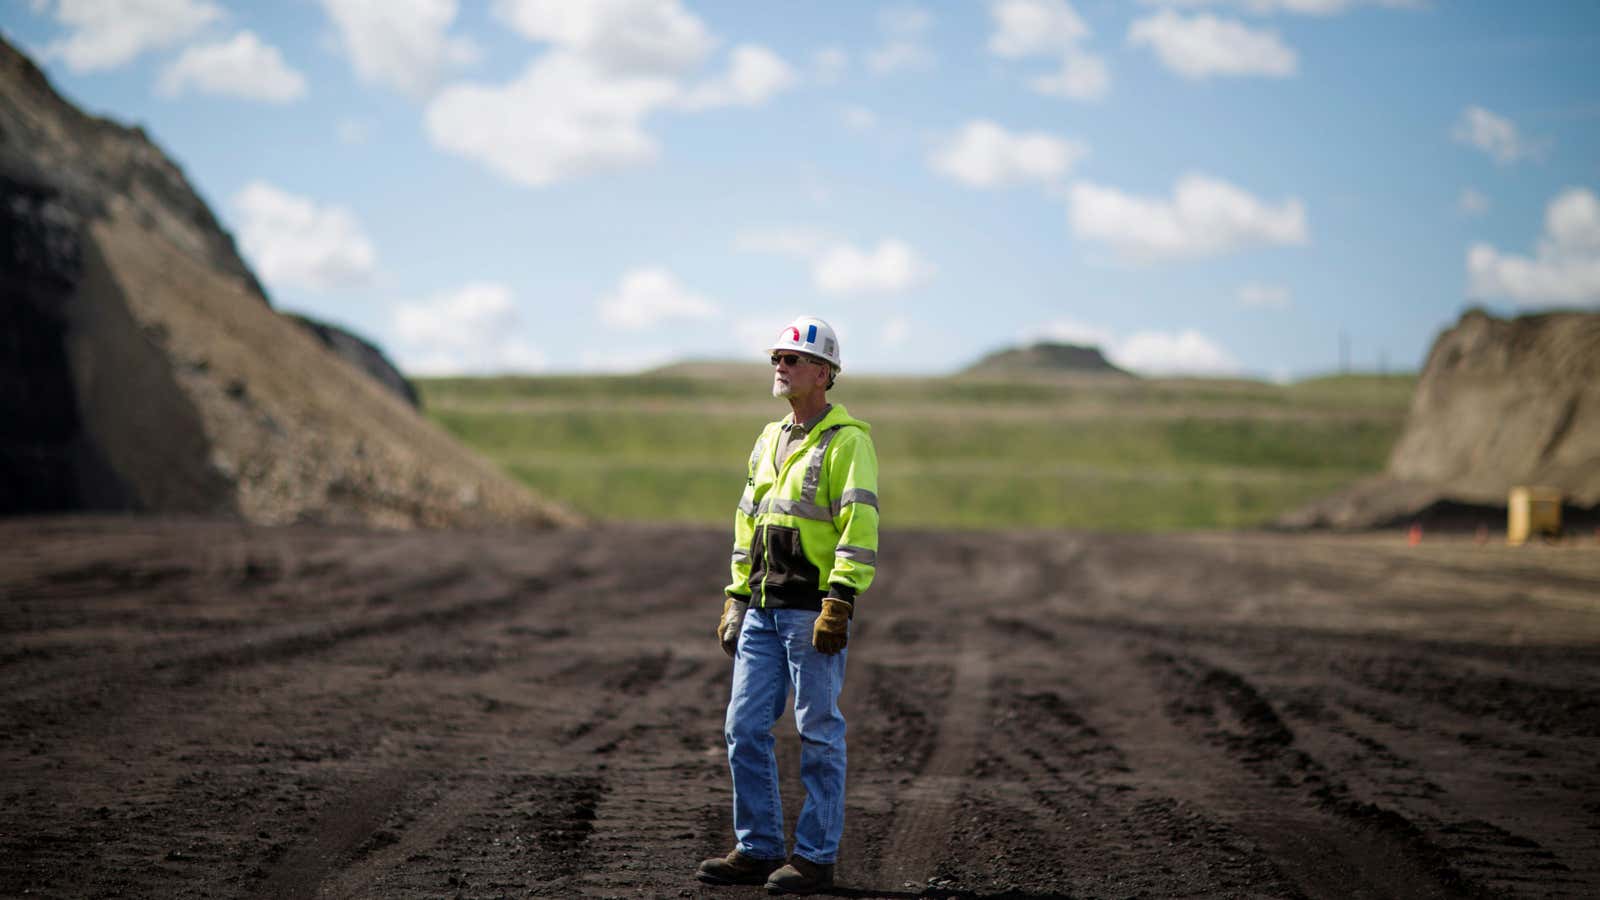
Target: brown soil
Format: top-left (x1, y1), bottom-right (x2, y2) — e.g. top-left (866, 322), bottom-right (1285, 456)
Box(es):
top-left (3, 518), bottom-right (1598, 899)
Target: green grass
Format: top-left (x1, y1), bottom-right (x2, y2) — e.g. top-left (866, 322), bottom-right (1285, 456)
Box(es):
top-left (418, 371), bottom-right (1415, 531)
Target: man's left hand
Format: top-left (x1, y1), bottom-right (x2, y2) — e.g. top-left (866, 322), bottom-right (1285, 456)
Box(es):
top-left (812, 599), bottom-right (851, 654)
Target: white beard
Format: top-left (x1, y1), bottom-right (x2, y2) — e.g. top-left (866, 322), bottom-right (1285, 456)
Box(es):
top-left (772, 376), bottom-right (794, 399)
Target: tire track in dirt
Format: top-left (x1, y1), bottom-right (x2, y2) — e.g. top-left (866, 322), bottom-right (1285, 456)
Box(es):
top-left (872, 646), bottom-right (990, 893)
top-left (562, 649), bottom-right (729, 896)
top-left (3, 565), bottom-right (571, 710)
top-left (2, 557), bottom-right (467, 691)
top-left (1297, 670), bottom-right (1597, 896)
top-left (17, 541), bottom-right (688, 900)
top-left (1116, 639), bottom-right (1475, 899)
top-left (254, 766), bottom-right (416, 899)
top-left (306, 771), bottom-right (607, 899)
top-left (298, 646), bottom-right (721, 898)
top-left (975, 611), bottom-right (1474, 899)
top-left (1048, 612), bottom-right (1599, 896)
top-left (938, 615), bottom-right (1302, 898)
top-left (312, 775), bottom-right (496, 900)
top-left (7, 521), bottom-right (1599, 898)
top-left (288, 762), bottom-right (604, 896)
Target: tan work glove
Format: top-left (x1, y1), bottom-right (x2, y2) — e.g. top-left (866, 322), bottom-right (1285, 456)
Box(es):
top-left (812, 598), bottom-right (852, 655)
top-left (718, 597), bottom-right (748, 658)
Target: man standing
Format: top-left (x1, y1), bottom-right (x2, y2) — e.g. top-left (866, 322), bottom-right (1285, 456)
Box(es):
top-left (697, 316), bottom-right (880, 895)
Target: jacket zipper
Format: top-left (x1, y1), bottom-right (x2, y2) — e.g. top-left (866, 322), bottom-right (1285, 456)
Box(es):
top-left (758, 420), bottom-right (816, 609)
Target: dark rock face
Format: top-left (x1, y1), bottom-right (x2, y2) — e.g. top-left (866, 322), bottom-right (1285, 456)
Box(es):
top-left (1, 174), bottom-right (97, 511)
top-left (285, 313), bottom-right (420, 409)
top-left (0, 36), bottom-right (571, 528)
top-left (963, 342), bottom-right (1133, 377)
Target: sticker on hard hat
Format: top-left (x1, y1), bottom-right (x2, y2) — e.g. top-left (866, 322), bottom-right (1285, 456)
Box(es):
top-left (806, 324), bottom-right (819, 344)
top-left (784, 326), bottom-right (800, 342)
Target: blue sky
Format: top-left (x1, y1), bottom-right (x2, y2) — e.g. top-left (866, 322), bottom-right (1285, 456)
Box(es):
top-left (5, 0), bottom-right (1598, 378)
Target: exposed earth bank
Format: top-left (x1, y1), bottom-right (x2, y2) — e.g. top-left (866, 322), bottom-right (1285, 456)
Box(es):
top-left (1283, 309), bottom-right (1600, 531)
top-left (3, 518), bottom-right (1597, 898)
top-left (2, 37), bottom-right (566, 529)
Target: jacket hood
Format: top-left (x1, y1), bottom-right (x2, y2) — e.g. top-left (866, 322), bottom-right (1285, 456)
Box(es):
top-left (796, 403), bottom-right (870, 435)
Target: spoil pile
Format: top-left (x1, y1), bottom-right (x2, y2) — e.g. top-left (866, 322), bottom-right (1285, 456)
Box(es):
top-left (1282, 309), bottom-right (1600, 530)
top-left (0, 37), bottom-right (573, 527)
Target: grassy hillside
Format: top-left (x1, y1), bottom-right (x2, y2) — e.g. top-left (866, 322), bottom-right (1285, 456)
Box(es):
top-left (418, 371), bottom-right (1415, 531)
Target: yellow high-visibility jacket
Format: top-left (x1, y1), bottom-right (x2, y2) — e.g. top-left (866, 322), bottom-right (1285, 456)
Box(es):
top-left (726, 404), bottom-right (879, 612)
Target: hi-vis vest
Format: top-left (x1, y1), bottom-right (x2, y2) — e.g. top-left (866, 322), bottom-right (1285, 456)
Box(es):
top-left (726, 404), bottom-right (879, 612)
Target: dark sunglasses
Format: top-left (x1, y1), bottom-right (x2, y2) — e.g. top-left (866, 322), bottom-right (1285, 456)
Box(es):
top-left (770, 353), bottom-right (819, 367)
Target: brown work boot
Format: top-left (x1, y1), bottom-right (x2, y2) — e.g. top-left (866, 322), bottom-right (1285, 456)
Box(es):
top-left (696, 848), bottom-right (785, 885)
top-left (765, 855), bottom-right (834, 895)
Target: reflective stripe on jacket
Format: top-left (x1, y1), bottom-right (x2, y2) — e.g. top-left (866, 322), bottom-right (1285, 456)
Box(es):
top-left (726, 403), bottom-right (879, 611)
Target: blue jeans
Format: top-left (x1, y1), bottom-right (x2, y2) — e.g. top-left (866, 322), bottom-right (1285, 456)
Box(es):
top-left (725, 607), bottom-right (849, 864)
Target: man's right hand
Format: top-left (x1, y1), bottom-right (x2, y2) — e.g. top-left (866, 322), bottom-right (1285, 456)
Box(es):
top-left (718, 597), bottom-right (748, 658)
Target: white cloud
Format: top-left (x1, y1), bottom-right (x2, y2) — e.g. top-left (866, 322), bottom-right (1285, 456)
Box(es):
top-left (599, 267), bottom-right (719, 329)
top-left (1546, 188), bottom-right (1599, 252)
top-left (41, 0), bottom-right (221, 72)
top-left (1138, 0), bottom-right (1422, 15)
top-left (1069, 174), bottom-right (1308, 261)
top-left (319, 0), bottom-right (478, 98)
top-left (867, 5), bottom-right (935, 74)
top-left (427, 1), bottom-right (792, 187)
top-left (1457, 187), bottom-right (1489, 217)
top-left (1467, 187), bottom-right (1600, 307)
top-left (812, 46), bottom-right (848, 84)
top-left (1452, 105), bottom-right (1543, 166)
top-left (986, 0), bottom-right (1108, 101)
top-left (735, 230), bottom-right (934, 296)
top-left (232, 181), bottom-right (377, 292)
top-left (1237, 281), bottom-right (1293, 308)
top-left (492, 0), bottom-right (715, 75)
top-left (989, 0), bottom-right (1089, 56)
top-left (1128, 11), bottom-right (1297, 79)
top-left (156, 32), bottom-right (306, 103)
top-left (814, 240), bottom-right (934, 295)
top-left (1030, 53), bottom-right (1110, 100)
top-left (1022, 318), bottom-right (1241, 375)
top-left (841, 105), bottom-right (878, 131)
top-left (930, 119), bottom-right (1089, 189)
top-left (1111, 329), bottom-right (1241, 375)
top-left (678, 44), bottom-right (796, 110)
top-left (337, 118), bottom-right (373, 145)
top-left (393, 282), bottom-right (545, 375)
top-left (426, 51), bottom-right (677, 187)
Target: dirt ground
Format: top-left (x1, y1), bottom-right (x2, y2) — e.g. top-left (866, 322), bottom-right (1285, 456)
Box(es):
top-left (2, 517), bottom-right (1598, 899)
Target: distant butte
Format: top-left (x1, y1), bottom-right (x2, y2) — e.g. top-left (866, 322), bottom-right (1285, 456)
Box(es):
top-left (961, 341), bottom-right (1135, 377)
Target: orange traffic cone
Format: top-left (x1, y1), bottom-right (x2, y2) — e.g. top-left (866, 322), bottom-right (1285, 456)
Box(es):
top-left (1407, 522), bottom-right (1423, 546)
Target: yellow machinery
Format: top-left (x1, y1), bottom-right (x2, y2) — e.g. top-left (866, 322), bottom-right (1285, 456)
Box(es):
top-left (1507, 486), bottom-right (1562, 545)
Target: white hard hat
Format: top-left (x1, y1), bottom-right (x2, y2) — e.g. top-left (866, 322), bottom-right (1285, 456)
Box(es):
top-left (770, 315), bottom-right (841, 370)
